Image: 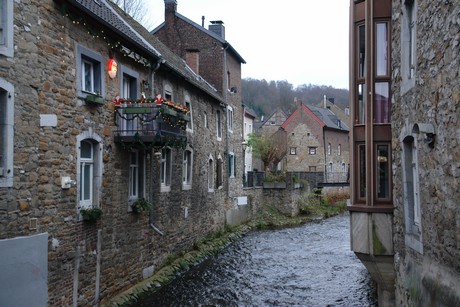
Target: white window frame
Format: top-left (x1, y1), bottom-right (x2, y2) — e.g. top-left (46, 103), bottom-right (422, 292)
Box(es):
top-left (216, 110), bottom-right (222, 141)
top-left (164, 83), bottom-right (173, 101)
top-left (160, 147), bottom-right (172, 192)
top-left (338, 144), bottom-right (341, 156)
top-left (204, 111), bottom-right (208, 128)
top-left (228, 152), bottom-right (236, 178)
top-left (401, 0), bottom-right (417, 94)
top-left (185, 95), bottom-right (193, 132)
top-left (129, 150), bottom-right (139, 200)
top-left (400, 124), bottom-right (423, 254)
top-left (227, 106), bottom-right (233, 133)
top-left (327, 143), bottom-right (331, 155)
top-left (182, 147), bottom-right (193, 190)
top-left (79, 140), bottom-right (94, 209)
top-left (76, 132), bottom-right (103, 211)
top-left (0, 0), bottom-right (13, 57)
top-left (120, 65), bottom-right (139, 133)
top-left (0, 78), bottom-right (14, 187)
top-left (76, 45), bottom-right (105, 99)
top-left (208, 155), bottom-right (214, 192)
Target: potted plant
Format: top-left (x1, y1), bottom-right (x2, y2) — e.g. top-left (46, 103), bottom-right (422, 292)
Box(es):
top-left (131, 198), bottom-right (151, 213)
top-left (80, 207), bottom-right (102, 222)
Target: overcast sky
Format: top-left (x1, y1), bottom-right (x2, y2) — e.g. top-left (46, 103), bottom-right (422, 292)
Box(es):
top-left (146, 0), bottom-right (350, 89)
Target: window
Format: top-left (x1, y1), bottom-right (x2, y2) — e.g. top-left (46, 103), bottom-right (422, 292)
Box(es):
top-left (327, 143), bottom-right (331, 155)
top-left (216, 155), bottom-right (223, 188)
top-left (356, 23), bottom-right (366, 125)
top-left (216, 110), bottom-right (222, 140)
top-left (401, 0), bottom-right (417, 93)
top-left (374, 82), bottom-right (390, 123)
top-left (376, 22), bottom-right (389, 77)
top-left (309, 147), bottom-right (316, 155)
top-left (164, 84), bottom-right (173, 101)
top-left (182, 148), bottom-right (193, 190)
top-left (329, 162), bottom-right (333, 173)
top-left (358, 24), bottom-right (366, 79)
top-left (358, 144), bottom-right (366, 200)
top-left (208, 156), bottom-right (214, 192)
top-left (290, 147), bottom-right (296, 155)
top-left (0, 79), bottom-right (14, 187)
top-left (338, 144), bottom-right (341, 156)
top-left (0, 0), bottom-right (13, 57)
top-left (357, 83), bottom-right (366, 124)
top-left (160, 147), bottom-right (172, 192)
top-left (77, 45), bottom-right (105, 98)
top-left (129, 150), bottom-right (145, 204)
top-left (228, 152), bottom-right (236, 178)
top-left (376, 144), bottom-right (390, 200)
top-left (77, 132), bottom-right (102, 211)
top-left (185, 97), bottom-right (193, 131)
top-left (342, 162), bottom-right (347, 176)
top-left (120, 66), bottom-right (139, 133)
top-left (227, 106), bottom-right (233, 133)
top-left (203, 111), bottom-right (208, 128)
top-left (402, 134), bottom-right (422, 253)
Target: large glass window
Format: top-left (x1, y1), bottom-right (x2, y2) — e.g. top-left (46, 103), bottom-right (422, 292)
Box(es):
top-left (358, 144), bottom-right (366, 199)
top-left (160, 147), bottom-right (172, 192)
top-left (376, 22), bottom-right (389, 77)
top-left (376, 144), bottom-right (390, 200)
top-left (358, 24), bottom-right (366, 79)
top-left (357, 83), bottom-right (366, 124)
top-left (374, 82), bottom-right (390, 123)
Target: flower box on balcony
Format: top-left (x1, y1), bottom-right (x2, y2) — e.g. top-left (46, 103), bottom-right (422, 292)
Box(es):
top-left (179, 113), bottom-right (191, 122)
top-left (85, 94), bottom-right (104, 105)
top-left (161, 106), bottom-right (177, 117)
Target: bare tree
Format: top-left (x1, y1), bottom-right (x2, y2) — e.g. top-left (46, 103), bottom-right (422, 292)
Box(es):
top-left (110, 0), bottom-right (154, 30)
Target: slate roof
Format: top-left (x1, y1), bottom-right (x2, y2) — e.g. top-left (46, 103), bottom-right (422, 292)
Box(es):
top-left (61, 0), bottom-right (162, 58)
top-left (151, 12), bottom-right (246, 64)
top-left (59, 0), bottom-right (223, 103)
top-left (307, 105), bottom-right (349, 131)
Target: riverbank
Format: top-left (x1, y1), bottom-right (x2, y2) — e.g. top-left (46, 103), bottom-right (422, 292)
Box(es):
top-left (104, 198), bottom-right (347, 306)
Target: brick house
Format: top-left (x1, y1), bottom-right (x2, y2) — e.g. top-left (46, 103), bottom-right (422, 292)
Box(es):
top-left (349, 0), bottom-right (460, 306)
top-left (280, 103), bottom-right (350, 182)
top-left (0, 0), bottom-right (245, 305)
top-left (152, 0), bottom-right (247, 200)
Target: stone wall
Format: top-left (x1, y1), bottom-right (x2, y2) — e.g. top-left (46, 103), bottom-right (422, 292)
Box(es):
top-left (0, 0), bottom-right (244, 305)
top-left (391, 1), bottom-right (460, 306)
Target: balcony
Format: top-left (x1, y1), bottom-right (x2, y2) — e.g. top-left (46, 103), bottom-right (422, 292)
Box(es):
top-left (113, 102), bottom-right (189, 148)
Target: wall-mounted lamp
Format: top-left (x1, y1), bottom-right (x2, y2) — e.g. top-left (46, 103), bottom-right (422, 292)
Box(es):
top-left (412, 123), bottom-right (436, 148)
top-left (242, 140), bottom-right (248, 152)
top-left (107, 58), bottom-right (118, 79)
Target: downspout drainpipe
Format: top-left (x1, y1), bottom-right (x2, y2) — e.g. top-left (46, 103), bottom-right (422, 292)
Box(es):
top-left (149, 58), bottom-right (165, 236)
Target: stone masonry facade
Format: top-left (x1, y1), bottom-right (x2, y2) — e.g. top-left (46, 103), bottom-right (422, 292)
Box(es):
top-left (0, 0), bottom-right (247, 305)
top-left (391, 0), bottom-right (460, 306)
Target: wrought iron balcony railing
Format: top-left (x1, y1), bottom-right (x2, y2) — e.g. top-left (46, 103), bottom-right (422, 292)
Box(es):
top-left (113, 103), bottom-right (189, 148)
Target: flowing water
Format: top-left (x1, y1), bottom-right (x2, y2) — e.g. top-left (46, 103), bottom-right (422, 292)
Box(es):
top-left (139, 213), bottom-right (377, 306)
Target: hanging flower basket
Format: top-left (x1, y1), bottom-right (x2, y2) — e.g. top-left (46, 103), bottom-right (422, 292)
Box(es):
top-left (131, 198), bottom-right (151, 213)
top-left (80, 207), bottom-right (102, 222)
top-left (85, 94), bottom-right (104, 105)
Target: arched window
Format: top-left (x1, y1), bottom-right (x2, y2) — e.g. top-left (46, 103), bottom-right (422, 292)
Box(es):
top-left (77, 132), bottom-right (102, 210)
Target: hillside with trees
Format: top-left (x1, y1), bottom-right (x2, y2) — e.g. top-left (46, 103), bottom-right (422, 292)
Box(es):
top-left (241, 78), bottom-right (349, 119)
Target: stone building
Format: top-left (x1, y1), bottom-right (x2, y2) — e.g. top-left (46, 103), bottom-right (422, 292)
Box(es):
top-left (0, 0), bottom-right (246, 305)
top-left (349, 0), bottom-right (460, 306)
top-left (391, 0), bottom-right (460, 306)
top-left (152, 0), bottom-right (247, 200)
top-left (280, 103), bottom-right (350, 181)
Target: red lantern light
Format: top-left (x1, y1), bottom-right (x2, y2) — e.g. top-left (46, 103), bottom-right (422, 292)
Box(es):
top-left (107, 58), bottom-right (117, 79)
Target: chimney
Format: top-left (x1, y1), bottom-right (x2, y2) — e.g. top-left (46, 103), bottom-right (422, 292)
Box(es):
top-left (185, 49), bottom-right (199, 74)
top-left (209, 20), bottom-right (225, 39)
top-left (165, 0), bottom-right (177, 21)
